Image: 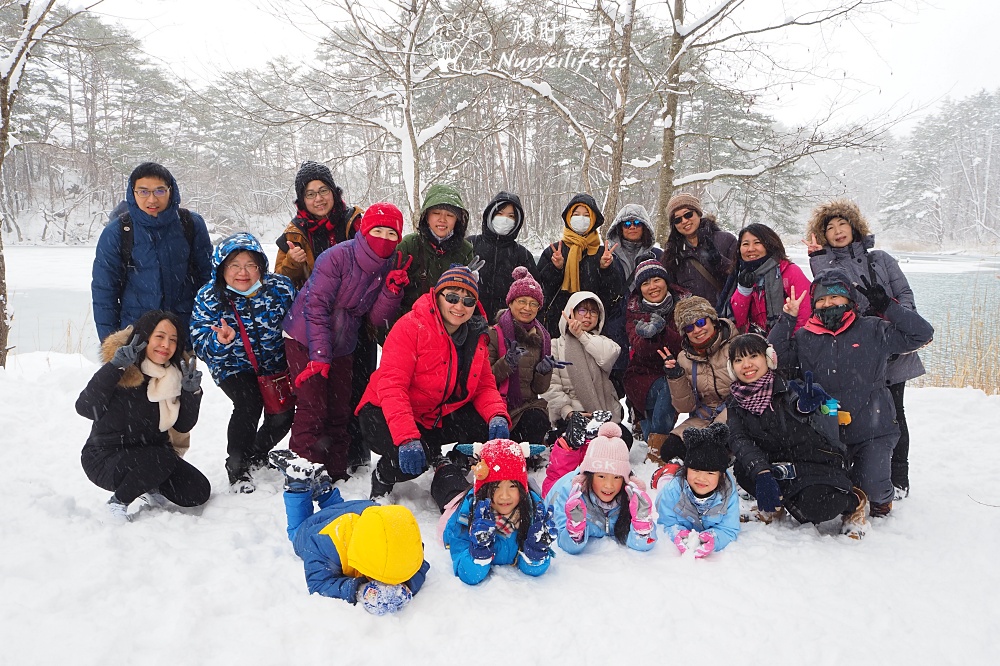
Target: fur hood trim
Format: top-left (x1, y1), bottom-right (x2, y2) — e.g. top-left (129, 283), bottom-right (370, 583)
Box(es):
top-left (806, 199), bottom-right (872, 246)
top-left (100, 328), bottom-right (145, 388)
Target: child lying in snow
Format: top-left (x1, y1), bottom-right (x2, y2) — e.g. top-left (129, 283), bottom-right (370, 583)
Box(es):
top-left (270, 450), bottom-right (429, 615)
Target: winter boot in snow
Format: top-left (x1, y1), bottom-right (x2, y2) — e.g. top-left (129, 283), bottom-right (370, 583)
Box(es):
top-left (105, 496), bottom-right (132, 524)
top-left (370, 468), bottom-right (394, 502)
top-left (269, 449), bottom-right (324, 493)
top-left (870, 500), bottom-right (892, 518)
top-left (140, 491), bottom-right (170, 509)
top-left (841, 487), bottom-right (870, 540)
top-left (893, 485), bottom-right (909, 501)
top-left (646, 433), bottom-right (669, 465)
top-left (650, 458), bottom-right (682, 489)
top-left (230, 472), bottom-right (255, 494)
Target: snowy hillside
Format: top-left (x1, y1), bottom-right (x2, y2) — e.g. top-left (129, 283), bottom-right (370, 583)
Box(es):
top-left (1, 349), bottom-right (998, 665)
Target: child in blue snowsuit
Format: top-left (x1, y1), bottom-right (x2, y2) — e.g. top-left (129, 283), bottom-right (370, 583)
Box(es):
top-left (443, 439), bottom-right (556, 585)
top-left (656, 422), bottom-right (740, 558)
top-left (273, 451), bottom-right (429, 614)
top-left (547, 422), bottom-right (657, 554)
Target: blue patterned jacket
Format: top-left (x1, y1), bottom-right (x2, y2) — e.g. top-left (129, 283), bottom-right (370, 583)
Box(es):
top-left (190, 233), bottom-right (296, 384)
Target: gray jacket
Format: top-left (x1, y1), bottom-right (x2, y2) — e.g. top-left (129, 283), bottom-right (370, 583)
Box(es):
top-left (809, 235), bottom-right (925, 384)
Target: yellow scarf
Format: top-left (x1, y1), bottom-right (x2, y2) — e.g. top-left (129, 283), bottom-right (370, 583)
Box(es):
top-left (560, 214), bottom-right (602, 293)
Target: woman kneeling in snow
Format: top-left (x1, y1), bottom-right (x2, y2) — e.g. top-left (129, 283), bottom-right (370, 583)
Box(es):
top-left (442, 439), bottom-right (556, 585)
top-left (77, 310), bottom-right (210, 523)
top-left (546, 422), bottom-right (657, 554)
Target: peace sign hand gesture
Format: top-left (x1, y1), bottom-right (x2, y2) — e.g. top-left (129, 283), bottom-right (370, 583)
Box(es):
top-left (600, 242), bottom-right (618, 269)
top-left (211, 318), bottom-right (236, 345)
top-left (801, 233), bottom-right (823, 254)
top-left (549, 242), bottom-right (565, 270)
top-left (783, 285), bottom-right (807, 318)
top-left (656, 347), bottom-right (684, 379)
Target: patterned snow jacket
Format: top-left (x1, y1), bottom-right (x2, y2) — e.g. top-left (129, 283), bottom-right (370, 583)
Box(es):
top-left (190, 232), bottom-right (296, 385)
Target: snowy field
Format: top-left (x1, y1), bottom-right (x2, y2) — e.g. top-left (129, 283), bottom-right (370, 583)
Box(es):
top-left (2, 245), bottom-right (1000, 665)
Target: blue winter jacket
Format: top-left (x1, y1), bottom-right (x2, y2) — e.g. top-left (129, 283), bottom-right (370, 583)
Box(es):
top-left (655, 471), bottom-right (740, 552)
top-left (189, 233), bottom-right (296, 384)
top-left (291, 491), bottom-right (430, 602)
top-left (546, 470), bottom-right (657, 554)
top-left (92, 176), bottom-right (213, 343)
top-left (443, 488), bottom-right (551, 585)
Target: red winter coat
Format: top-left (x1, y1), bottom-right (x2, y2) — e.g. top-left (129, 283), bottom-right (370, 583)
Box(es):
top-left (357, 291), bottom-right (509, 446)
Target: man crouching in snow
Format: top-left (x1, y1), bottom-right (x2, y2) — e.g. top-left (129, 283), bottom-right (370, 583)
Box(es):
top-left (270, 450), bottom-right (429, 615)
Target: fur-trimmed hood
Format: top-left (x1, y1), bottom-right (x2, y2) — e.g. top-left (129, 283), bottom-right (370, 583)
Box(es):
top-left (100, 328), bottom-right (145, 388)
top-left (806, 199), bottom-right (872, 247)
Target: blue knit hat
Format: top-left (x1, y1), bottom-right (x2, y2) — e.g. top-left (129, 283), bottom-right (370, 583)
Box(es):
top-left (435, 264), bottom-right (479, 301)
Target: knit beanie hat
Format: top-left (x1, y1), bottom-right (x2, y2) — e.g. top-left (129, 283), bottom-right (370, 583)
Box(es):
top-left (633, 259), bottom-right (670, 290)
top-left (505, 266), bottom-right (544, 306)
top-left (294, 161), bottom-right (338, 206)
top-left (666, 193), bottom-right (703, 222)
top-left (580, 422), bottom-right (631, 478)
top-left (674, 295), bottom-right (718, 330)
top-left (811, 280), bottom-right (853, 307)
top-left (435, 264), bottom-right (480, 301)
top-left (346, 505), bottom-right (424, 585)
top-left (360, 202), bottom-right (404, 237)
top-left (472, 439), bottom-right (530, 494)
top-left (683, 422), bottom-right (730, 472)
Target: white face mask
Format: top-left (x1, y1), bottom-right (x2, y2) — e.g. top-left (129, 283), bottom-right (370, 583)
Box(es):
top-left (489, 215), bottom-right (516, 236)
top-left (569, 215), bottom-right (591, 234)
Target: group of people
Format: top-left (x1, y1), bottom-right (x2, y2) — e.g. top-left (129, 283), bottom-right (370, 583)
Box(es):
top-left (77, 160), bottom-right (932, 613)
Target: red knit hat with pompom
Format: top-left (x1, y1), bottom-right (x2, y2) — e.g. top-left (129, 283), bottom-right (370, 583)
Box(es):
top-left (360, 202), bottom-right (404, 238)
top-left (471, 438), bottom-right (530, 494)
top-left (505, 266), bottom-right (544, 307)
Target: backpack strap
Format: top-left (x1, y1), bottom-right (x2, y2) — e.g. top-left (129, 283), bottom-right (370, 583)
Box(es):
top-left (119, 208), bottom-right (197, 278)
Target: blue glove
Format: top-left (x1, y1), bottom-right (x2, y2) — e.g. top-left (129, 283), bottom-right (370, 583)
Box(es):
top-left (488, 416), bottom-right (510, 440)
top-left (397, 440), bottom-right (426, 476)
top-left (534, 355), bottom-right (571, 375)
top-left (754, 471), bottom-right (783, 513)
top-left (788, 371), bottom-right (833, 414)
top-left (634, 313), bottom-right (667, 339)
top-left (469, 499), bottom-right (496, 561)
top-left (356, 580), bottom-right (412, 616)
top-left (521, 500), bottom-right (556, 563)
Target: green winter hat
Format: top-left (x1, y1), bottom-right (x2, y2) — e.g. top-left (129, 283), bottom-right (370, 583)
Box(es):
top-left (420, 183), bottom-right (466, 215)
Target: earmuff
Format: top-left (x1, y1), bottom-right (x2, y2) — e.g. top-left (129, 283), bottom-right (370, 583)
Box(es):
top-left (727, 334), bottom-right (777, 382)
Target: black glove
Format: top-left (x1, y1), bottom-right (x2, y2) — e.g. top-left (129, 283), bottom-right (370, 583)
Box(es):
top-left (110, 336), bottom-right (146, 370)
top-left (663, 352), bottom-right (684, 380)
top-left (754, 471), bottom-right (783, 513)
top-left (179, 358), bottom-right (203, 393)
top-left (534, 355), bottom-right (571, 375)
top-left (856, 275), bottom-right (891, 316)
top-left (737, 266), bottom-right (758, 290)
top-left (634, 313), bottom-right (666, 339)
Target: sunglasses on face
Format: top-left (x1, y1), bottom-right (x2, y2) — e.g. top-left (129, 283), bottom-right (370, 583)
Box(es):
top-left (443, 292), bottom-right (477, 308)
top-left (682, 317), bottom-right (710, 333)
top-left (621, 219), bottom-right (642, 229)
top-left (672, 210), bottom-right (697, 225)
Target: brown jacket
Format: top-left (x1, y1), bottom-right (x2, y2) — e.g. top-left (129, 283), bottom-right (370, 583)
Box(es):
top-left (274, 205), bottom-right (364, 289)
top-left (667, 318), bottom-right (735, 436)
top-left (487, 323), bottom-right (550, 429)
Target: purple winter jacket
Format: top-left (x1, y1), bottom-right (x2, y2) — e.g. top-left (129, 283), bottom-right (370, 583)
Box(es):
top-left (282, 234), bottom-right (402, 361)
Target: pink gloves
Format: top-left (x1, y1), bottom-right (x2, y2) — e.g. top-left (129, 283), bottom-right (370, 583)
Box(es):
top-left (565, 486), bottom-right (587, 543)
top-left (625, 482), bottom-right (654, 535)
top-left (294, 360), bottom-right (330, 387)
top-left (673, 529), bottom-right (692, 554)
top-left (694, 531), bottom-right (715, 559)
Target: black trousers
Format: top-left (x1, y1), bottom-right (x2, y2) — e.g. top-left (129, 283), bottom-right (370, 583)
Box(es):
top-left (348, 327), bottom-right (378, 467)
top-left (888, 381), bottom-right (909, 489)
top-left (219, 371), bottom-right (294, 483)
top-left (511, 408), bottom-right (552, 444)
top-left (360, 403), bottom-right (488, 502)
top-left (81, 444), bottom-right (210, 507)
top-left (734, 462), bottom-right (857, 525)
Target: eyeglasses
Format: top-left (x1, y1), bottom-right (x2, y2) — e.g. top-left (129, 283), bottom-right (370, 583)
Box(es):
top-left (512, 298), bottom-right (540, 310)
top-left (443, 292), bottom-right (477, 307)
top-left (304, 187), bottom-right (331, 200)
top-left (621, 219), bottom-right (642, 229)
top-left (134, 187), bottom-right (170, 198)
top-left (672, 210), bottom-right (697, 225)
top-left (574, 307), bottom-right (599, 317)
top-left (682, 317), bottom-right (710, 333)
top-left (225, 262), bottom-right (260, 275)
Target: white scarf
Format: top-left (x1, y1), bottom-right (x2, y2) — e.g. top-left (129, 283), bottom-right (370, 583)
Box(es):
top-left (141, 358), bottom-right (182, 432)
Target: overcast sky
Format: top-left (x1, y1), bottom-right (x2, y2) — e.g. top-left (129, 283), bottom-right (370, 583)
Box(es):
top-left (92, 0), bottom-right (999, 134)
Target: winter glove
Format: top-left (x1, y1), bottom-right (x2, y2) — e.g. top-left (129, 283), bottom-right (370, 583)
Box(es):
top-left (788, 371), bottom-right (834, 414)
top-left (694, 531), bottom-right (716, 559)
top-left (857, 274), bottom-right (892, 316)
top-left (563, 412), bottom-right (591, 450)
top-left (467, 255), bottom-right (486, 282)
top-left (737, 266), bottom-right (758, 292)
top-left (673, 529), bottom-right (692, 555)
top-left (634, 313), bottom-right (667, 339)
top-left (397, 440), bottom-right (427, 476)
top-left (521, 500), bottom-right (556, 563)
top-left (110, 336), bottom-right (146, 370)
top-left (625, 481), bottom-right (655, 536)
top-left (385, 254), bottom-right (412, 296)
top-left (468, 499), bottom-right (496, 561)
top-left (662, 352), bottom-right (684, 380)
top-left (357, 580), bottom-right (412, 616)
top-left (534, 355), bottom-right (571, 375)
top-left (488, 416), bottom-right (510, 440)
top-left (179, 358), bottom-right (203, 393)
top-left (754, 471), bottom-right (783, 513)
top-left (504, 343), bottom-right (528, 370)
top-left (564, 486), bottom-right (587, 543)
top-left (294, 360), bottom-right (330, 388)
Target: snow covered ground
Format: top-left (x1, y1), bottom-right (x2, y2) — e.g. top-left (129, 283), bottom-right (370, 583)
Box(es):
top-left (3, 246), bottom-right (1000, 664)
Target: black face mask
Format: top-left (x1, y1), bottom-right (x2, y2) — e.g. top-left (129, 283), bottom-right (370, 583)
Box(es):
top-left (816, 303), bottom-right (851, 330)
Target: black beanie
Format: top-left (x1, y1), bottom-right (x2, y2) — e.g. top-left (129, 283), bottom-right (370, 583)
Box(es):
top-left (294, 161), bottom-right (338, 207)
top-left (683, 422), bottom-right (730, 472)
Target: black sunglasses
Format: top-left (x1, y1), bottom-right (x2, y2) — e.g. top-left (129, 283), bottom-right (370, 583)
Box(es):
top-left (443, 292), bottom-right (477, 307)
top-left (682, 317), bottom-right (710, 333)
top-left (672, 210), bottom-right (697, 224)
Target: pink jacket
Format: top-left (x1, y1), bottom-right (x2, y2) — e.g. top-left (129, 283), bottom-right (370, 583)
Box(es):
top-left (730, 259), bottom-right (811, 333)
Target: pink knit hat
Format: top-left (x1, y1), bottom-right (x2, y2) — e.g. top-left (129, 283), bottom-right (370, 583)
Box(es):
top-left (505, 266), bottom-right (544, 307)
top-left (580, 423), bottom-right (631, 478)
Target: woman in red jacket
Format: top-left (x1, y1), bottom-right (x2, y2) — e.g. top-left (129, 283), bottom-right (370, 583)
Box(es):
top-left (356, 265), bottom-right (511, 504)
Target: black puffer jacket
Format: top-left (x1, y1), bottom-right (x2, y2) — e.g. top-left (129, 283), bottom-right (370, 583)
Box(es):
top-left (467, 192), bottom-right (538, 323)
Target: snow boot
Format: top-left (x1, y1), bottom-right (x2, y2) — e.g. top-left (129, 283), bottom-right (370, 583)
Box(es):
top-left (140, 491), bottom-right (170, 509)
top-left (369, 468), bottom-right (394, 502)
top-left (870, 500), bottom-right (892, 518)
top-left (230, 472), bottom-right (255, 494)
top-left (893, 485), bottom-right (909, 501)
top-left (841, 487), bottom-right (870, 540)
top-left (104, 496), bottom-right (132, 524)
top-left (646, 433), bottom-right (669, 465)
top-left (650, 458), bottom-right (682, 489)
top-left (269, 449), bottom-right (324, 493)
